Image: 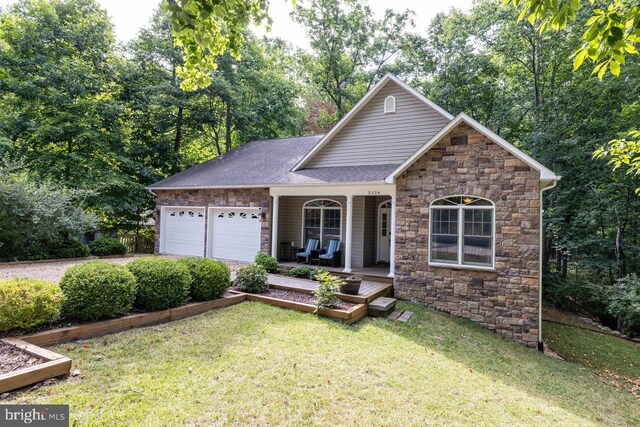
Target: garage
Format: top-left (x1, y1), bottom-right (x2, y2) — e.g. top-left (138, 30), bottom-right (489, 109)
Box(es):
top-left (208, 207), bottom-right (262, 262)
top-left (160, 207), bottom-right (205, 256)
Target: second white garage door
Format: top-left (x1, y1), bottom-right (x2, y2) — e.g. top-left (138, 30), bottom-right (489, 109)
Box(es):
top-left (208, 208), bottom-right (262, 262)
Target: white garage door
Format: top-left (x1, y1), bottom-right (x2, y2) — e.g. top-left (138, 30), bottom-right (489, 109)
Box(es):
top-left (161, 207), bottom-right (205, 256)
top-left (208, 208), bottom-right (261, 262)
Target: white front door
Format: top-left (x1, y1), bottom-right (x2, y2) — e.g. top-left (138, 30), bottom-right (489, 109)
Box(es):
top-left (208, 207), bottom-right (261, 262)
top-left (377, 202), bottom-right (392, 262)
top-left (161, 207), bottom-right (206, 256)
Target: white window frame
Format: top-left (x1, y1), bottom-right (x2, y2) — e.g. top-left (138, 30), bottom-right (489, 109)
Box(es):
top-left (384, 95), bottom-right (396, 113)
top-left (301, 199), bottom-right (342, 248)
top-left (428, 196), bottom-right (495, 271)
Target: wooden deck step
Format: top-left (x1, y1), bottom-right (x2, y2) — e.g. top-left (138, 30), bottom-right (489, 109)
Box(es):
top-left (367, 297), bottom-right (397, 317)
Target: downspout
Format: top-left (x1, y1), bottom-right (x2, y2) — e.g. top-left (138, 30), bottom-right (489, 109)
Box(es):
top-left (538, 179), bottom-right (558, 352)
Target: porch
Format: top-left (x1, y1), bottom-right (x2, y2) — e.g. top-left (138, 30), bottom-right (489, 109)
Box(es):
top-left (278, 261), bottom-right (392, 283)
top-left (270, 183), bottom-right (397, 277)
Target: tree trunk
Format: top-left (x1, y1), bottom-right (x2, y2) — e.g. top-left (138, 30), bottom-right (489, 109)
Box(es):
top-left (225, 100), bottom-right (232, 152)
top-left (561, 251), bottom-right (568, 278)
top-left (173, 106), bottom-right (183, 173)
top-left (614, 208), bottom-right (625, 278)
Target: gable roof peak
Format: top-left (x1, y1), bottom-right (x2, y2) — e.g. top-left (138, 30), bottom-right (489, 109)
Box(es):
top-left (291, 74), bottom-right (453, 171)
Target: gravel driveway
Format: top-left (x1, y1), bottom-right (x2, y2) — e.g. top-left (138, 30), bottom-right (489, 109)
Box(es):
top-left (0, 256), bottom-right (245, 283)
top-left (0, 257), bottom-right (140, 283)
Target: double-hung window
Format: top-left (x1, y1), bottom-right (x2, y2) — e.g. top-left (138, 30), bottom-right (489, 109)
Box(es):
top-left (429, 196), bottom-right (494, 269)
top-left (303, 199), bottom-right (342, 247)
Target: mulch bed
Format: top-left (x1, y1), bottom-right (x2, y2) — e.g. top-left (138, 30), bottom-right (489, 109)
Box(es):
top-left (0, 341), bottom-right (44, 375)
top-left (233, 287), bottom-right (356, 311)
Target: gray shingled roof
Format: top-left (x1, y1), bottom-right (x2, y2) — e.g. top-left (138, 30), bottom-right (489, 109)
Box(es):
top-left (149, 135), bottom-right (400, 188)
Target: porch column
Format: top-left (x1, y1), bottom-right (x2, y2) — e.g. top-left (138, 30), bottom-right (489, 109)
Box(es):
top-left (388, 195), bottom-right (396, 278)
top-left (271, 195), bottom-right (279, 259)
top-left (343, 194), bottom-right (353, 273)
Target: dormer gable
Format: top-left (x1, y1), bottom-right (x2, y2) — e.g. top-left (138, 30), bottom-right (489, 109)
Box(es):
top-left (292, 74), bottom-right (453, 170)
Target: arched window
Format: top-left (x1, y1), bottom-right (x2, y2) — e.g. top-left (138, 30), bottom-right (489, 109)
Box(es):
top-left (303, 199), bottom-right (342, 246)
top-left (384, 95), bottom-right (396, 113)
top-left (429, 196), bottom-right (494, 268)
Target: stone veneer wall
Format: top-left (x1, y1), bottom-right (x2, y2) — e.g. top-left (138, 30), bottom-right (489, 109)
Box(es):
top-left (394, 123), bottom-right (541, 347)
top-left (154, 188), bottom-right (271, 255)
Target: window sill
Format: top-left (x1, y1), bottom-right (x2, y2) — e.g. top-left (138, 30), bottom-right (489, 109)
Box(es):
top-left (428, 262), bottom-right (496, 273)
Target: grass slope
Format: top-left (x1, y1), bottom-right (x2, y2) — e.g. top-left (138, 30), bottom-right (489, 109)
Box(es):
top-left (9, 301), bottom-right (640, 426)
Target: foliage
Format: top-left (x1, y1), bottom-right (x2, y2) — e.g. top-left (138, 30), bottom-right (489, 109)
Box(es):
top-left (594, 130), bottom-right (640, 186)
top-left (542, 273), bottom-right (609, 319)
top-left (289, 266), bottom-right (312, 278)
top-left (504, 0), bottom-right (639, 77)
top-left (607, 274), bottom-right (640, 337)
top-left (127, 257), bottom-right (191, 310)
top-left (0, 278), bottom-right (63, 332)
top-left (163, 0), bottom-right (270, 90)
top-left (88, 236), bottom-right (127, 256)
top-left (0, 162), bottom-right (95, 261)
top-left (234, 263), bottom-right (268, 293)
top-left (60, 260), bottom-right (138, 321)
top-left (254, 251), bottom-right (278, 273)
top-left (313, 270), bottom-right (343, 312)
top-left (310, 268), bottom-right (328, 281)
top-left (292, 0), bottom-right (415, 120)
top-left (177, 257), bottom-right (231, 301)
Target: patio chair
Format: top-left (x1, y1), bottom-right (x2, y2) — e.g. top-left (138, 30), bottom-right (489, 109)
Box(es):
top-left (318, 239), bottom-right (342, 268)
top-left (296, 238), bottom-right (319, 263)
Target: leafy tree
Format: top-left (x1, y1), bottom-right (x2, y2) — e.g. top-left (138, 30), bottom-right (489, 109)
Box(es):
top-left (0, 0), bottom-right (149, 230)
top-left (164, 0), bottom-right (270, 90)
top-left (504, 0), bottom-right (640, 189)
top-left (292, 0), bottom-right (415, 120)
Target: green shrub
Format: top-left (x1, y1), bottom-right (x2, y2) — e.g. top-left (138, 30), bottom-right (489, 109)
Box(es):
top-left (127, 257), bottom-right (191, 311)
top-left (289, 266), bottom-right (312, 278)
top-left (234, 264), bottom-right (268, 293)
top-left (177, 257), bottom-right (231, 301)
top-left (60, 261), bottom-right (137, 321)
top-left (310, 268), bottom-right (328, 281)
top-left (254, 252), bottom-right (278, 273)
top-left (49, 238), bottom-right (90, 259)
top-left (313, 271), bottom-right (343, 312)
top-left (89, 236), bottom-right (127, 256)
top-left (0, 278), bottom-right (63, 331)
top-left (607, 274), bottom-right (640, 337)
top-left (542, 273), bottom-right (608, 318)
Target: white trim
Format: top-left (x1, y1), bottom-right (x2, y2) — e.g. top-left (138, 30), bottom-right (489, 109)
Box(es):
top-left (270, 183), bottom-right (395, 198)
top-left (384, 95), bottom-right (396, 113)
top-left (271, 195), bottom-right (279, 258)
top-left (344, 195), bottom-right (354, 273)
top-left (376, 199), bottom-right (392, 262)
top-left (427, 196), bottom-right (496, 270)
top-left (300, 199), bottom-right (343, 249)
top-left (148, 181), bottom-right (393, 191)
top-left (385, 113), bottom-right (558, 183)
top-left (159, 206), bottom-right (206, 257)
top-left (291, 73), bottom-right (454, 172)
top-left (388, 195), bottom-right (397, 278)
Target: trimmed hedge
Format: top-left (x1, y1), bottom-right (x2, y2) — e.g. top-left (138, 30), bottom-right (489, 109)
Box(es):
top-left (0, 278), bottom-right (63, 331)
top-left (128, 257), bottom-right (191, 311)
top-left (234, 263), bottom-right (269, 293)
top-left (177, 257), bottom-right (231, 301)
top-left (255, 252), bottom-right (278, 273)
top-left (49, 239), bottom-right (90, 259)
top-left (60, 261), bottom-right (137, 321)
top-left (89, 236), bottom-right (127, 256)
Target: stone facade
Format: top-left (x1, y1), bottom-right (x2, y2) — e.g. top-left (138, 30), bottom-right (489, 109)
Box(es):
top-left (394, 123), bottom-right (541, 347)
top-left (154, 188), bottom-right (271, 255)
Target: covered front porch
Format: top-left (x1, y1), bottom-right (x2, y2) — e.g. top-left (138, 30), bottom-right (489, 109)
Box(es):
top-left (270, 184), bottom-right (397, 277)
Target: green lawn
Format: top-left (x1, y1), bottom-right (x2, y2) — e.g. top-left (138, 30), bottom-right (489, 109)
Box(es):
top-left (9, 301), bottom-right (640, 426)
top-left (544, 321), bottom-right (640, 380)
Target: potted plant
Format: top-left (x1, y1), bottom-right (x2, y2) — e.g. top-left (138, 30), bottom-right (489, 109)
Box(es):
top-left (339, 275), bottom-right (362, 295)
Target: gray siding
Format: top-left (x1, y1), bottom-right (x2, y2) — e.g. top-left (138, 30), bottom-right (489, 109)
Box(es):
top-left (276, 196), bottom-right (370, 268)
top-left (306, 81), bottom-right (450, 168)
top-left (363, 197), bottom-right (377, 266)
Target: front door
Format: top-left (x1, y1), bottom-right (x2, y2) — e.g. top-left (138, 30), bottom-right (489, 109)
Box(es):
top-left (377, 201), bottom-right (392, 263)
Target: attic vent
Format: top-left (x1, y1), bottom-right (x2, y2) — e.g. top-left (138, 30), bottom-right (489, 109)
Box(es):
top-left (451, 135), bottom-right (468, 145)
top-left (384, 95), bottom-right (396, 113)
